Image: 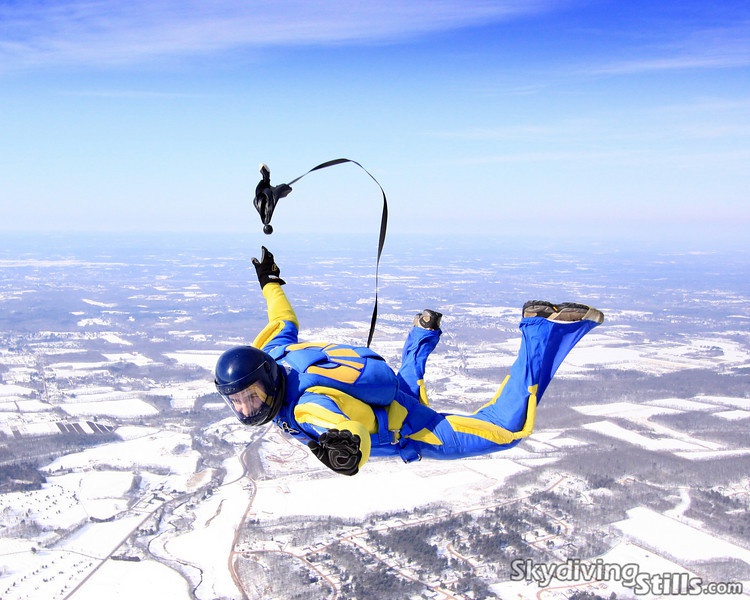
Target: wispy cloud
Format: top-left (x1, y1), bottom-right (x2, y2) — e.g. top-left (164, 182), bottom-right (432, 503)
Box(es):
top-left (0, 0), bottom-right (560, 70)
top-left (428, 119), bottom-right (604, 142)
top-left (430, 94), bottom-right (750, 170)
top-left (55, 88), bottom-right (221, 99)
top-left (584, 21), bottom-right (750, 75)
top-left (432, 97), bottom-right (750, 144)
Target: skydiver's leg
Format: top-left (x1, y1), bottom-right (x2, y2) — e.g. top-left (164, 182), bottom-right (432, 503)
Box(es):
top-left (475, 315), bottom-right (598, 431)
top-left (396, 324), bottom-right (441, 404)
top-left (401, 315), bottom-right (600, 460)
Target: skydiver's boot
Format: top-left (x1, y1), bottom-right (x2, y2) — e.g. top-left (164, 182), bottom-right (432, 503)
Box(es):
top-left (522, 300), bottom-right (604, 324)
top-left (550, 302), bottom-right (604, 324)
top-left (413, 309), bottom-right (443, 330)
top-left (522, 300), bottom-right (557, 319)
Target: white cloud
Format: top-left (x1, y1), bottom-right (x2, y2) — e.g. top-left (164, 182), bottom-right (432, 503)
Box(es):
top-left (585, 21), bottom-right (750, 75)
top-left (0, 0), bottom-right (560, 69)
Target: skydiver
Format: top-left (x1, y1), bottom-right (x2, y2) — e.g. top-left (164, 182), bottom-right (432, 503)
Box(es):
top-left (214, 247), bottom-right (604, 476)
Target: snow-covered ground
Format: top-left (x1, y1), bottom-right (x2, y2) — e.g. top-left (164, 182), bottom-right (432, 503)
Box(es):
top-left (251, 438), bottom-right (529, 521)
top-left (575, 395), bottom-right (750, 461)
top-left (0, 427), bottom-right (208, 599)
top-left (68, 559), bottom-right (190, 600)
top-left (613, 506), bottom-right (750, 565)
top-left (42, 429), bottom-right (201, 475)
top-left (2, 240), bottom-right (749, 600)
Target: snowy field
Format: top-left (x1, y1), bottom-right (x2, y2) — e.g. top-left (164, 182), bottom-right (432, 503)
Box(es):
top-left (613, 507), bottom-right (750, 565)
top-left (0, 427), bottom-right (209, 600)
top-left (252, 433), bottom-right (530, 521)
top-left (575, 395), bottom-right (750, 461)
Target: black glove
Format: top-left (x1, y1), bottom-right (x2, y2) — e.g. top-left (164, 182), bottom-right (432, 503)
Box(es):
top-left (252, 246), bottom-right (286, 289)
top-left (307, 429), bottom-right (362, 476)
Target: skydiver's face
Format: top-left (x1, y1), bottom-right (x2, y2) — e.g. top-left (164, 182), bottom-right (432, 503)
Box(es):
top-left (228, 382), bottom-right (268, 418)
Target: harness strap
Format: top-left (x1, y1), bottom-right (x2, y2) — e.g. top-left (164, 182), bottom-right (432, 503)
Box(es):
top-left (397, 439), bottom-right (422, 463)
top-left (372, 407), bottom-right (392, 447)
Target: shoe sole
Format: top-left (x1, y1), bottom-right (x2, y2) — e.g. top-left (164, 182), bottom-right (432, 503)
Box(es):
top-left (549, 304), bottom-right (605, 324)
top-left (523, 301), bottom-right (604, 324)
top-left (522, 300), bottom-right (557, 318)
top-left (414, 309), bottom-right (443, 330)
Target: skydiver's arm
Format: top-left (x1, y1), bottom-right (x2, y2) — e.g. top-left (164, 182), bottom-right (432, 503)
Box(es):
top-left (262, 282), bottom-right (298, 325)
top-left (251, 247), bottom-right (299, 350)
top-left (252, 282), bottom-right (300, 350)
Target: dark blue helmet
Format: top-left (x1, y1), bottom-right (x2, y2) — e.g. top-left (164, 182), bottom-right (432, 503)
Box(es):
top-left (214, 346), bottom-right (285, 426)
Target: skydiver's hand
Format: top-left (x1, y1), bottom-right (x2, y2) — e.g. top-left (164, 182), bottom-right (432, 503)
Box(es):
top-left (252, 246), bottom-right (286, 288)
top-left (307, 429), bottom-right (361, 476)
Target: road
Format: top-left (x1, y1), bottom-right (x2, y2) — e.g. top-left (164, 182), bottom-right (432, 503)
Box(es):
top-left (227, 428), bottom-right (269, 600)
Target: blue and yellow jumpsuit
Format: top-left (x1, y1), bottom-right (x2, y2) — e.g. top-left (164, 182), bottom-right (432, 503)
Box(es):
top-left (253, 282), bottom-right (599, 471)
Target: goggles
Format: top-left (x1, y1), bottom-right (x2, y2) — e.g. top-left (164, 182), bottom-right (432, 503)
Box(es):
top-left (220, 380), bottom-right (274, 426)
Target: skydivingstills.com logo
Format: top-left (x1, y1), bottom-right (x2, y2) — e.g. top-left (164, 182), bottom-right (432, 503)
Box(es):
top-left (509, 558), bottom-right (744, 596)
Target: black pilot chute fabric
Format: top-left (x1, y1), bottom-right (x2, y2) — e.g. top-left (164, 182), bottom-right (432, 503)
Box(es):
top-left (253, 163), bottom-right (291, 235)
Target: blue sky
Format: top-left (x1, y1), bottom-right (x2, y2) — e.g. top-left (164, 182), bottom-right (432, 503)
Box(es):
top-left (1, 1), bottom-right (749, 243)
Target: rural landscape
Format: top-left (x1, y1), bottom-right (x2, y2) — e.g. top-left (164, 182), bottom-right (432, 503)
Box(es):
top-left (1, 233), bottom-right (748, 599)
